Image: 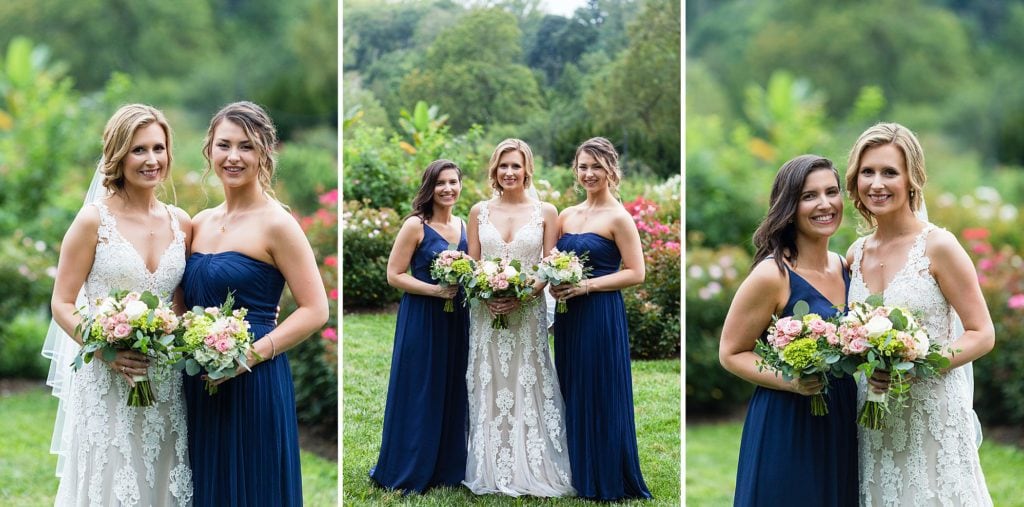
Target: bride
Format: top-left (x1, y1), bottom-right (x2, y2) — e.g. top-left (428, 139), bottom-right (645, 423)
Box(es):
top-left (845, 122), bottom-right (993, 506)
top-left (463, 138), bottom-right (574, 497)
top-left (44, 104), bottom-right (193, 505)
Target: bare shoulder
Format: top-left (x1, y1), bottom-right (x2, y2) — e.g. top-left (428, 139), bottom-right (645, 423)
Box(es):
top-left (72, 203), bottom-right (102, 229)
top-left (399, 215), bottom-right (425, 233)
top-left (559, 203), bottom-right (582, 219)
top-left (192, 207), bottom-right (216, 227)
top-left (744, 258), bottom-right (788, 294)
top-left (925, 227), bottom-right (968, 262)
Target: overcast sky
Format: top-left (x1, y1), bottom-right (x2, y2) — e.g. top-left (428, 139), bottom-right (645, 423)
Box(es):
top-left (540, 0), bottom-right (589, 17)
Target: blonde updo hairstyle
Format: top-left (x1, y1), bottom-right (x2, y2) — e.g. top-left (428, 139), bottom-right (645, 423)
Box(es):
top-left (845, 122), bottom-right (927, 228)
top-left (573, 136), bottom-right (622, 196)
top-left (202, 101), bottom-right (279, 199)
top-left (487, 138), bottom-right (535, 194)
top-left (100, 104), bottom-right (174, 193)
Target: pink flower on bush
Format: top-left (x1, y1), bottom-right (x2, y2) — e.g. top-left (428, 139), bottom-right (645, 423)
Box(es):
top-left (324, 255), bottom-right (338, 268)
top-left (319, 189), bottom-right (339, 205)
top-left (1008, 294), bottom-right (1024, 310)
top-left (322, 327), bottom-right (338, 342)
top-left (962, 228), bottom-right (990, 241)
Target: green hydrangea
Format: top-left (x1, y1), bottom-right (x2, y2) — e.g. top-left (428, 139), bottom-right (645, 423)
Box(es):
top-left (871, 329), bottom-right (905, 356)
top-left (552, 256), bottom-right (571, 270)
top-left (452, 258), bottom-right (473, 276)
top-left (182, 317), bottom-right (212, 350)
top-left (781, 337), bottom-right (819, 371)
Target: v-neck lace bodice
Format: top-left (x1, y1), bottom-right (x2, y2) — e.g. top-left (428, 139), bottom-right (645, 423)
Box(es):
top-left (848, 223), bottom-right (991, 506)
top-left (54, 199), bottom-right (192, 506)
top-left (85, 200), bottom-right (186, 304)
top-left (477, 200), bottom-right (544, 265)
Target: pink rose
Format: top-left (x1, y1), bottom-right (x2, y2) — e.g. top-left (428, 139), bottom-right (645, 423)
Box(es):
top-left (1008, 294), bottom-right (1024, 310)
top-left (847, 337), bottom-right (870, 354)
top-left (113, 323), bottom-right (132, 339)
top-left (778, 318), bottom-right (804, 338)
top-left (807, 318), bottom-right (829, 336)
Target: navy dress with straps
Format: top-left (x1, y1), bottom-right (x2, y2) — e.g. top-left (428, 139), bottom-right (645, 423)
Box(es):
top-left (733, 255), bottom-right (858, 506)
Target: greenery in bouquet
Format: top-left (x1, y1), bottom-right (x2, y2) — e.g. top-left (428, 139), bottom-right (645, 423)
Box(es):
top-left (175, 292), bottom-right (259, 395)
top-left (429, 248), bottom-right (476, 312)
top-left (533, 247), bottom-right (591, 313)
top-left (754, 300), bottom-right (843, 416)
top-left (466, 257), bottom-right (535, 330)
top-left (74, 290), bottom-right (179, 407)
top-left (833, 295), bottom-right (953, 429)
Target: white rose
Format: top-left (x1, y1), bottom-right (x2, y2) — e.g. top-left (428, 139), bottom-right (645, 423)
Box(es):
top-left (502, 264), bottom-right (519, 277)
top-left (97, 297), bottom-right (116, 315)
top-left (913, 330), bottom-right (929, 357)
top-left (864, 315), bottom-right (893, 338)
top-left (123, 300), bottom-right (149, 321)
top-left (482, 261), bottom-right (499, 275)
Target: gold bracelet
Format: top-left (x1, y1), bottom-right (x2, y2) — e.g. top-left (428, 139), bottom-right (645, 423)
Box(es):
top-left (267, 334), bottom-right (277, 360)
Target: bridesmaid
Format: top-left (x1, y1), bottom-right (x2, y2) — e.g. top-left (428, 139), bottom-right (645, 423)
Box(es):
top-left (369, 159), bottom-right (470, 492)
top-left (718, 155), bottom-right (857, 506)
top-left (182, 101), bottom-right (329, 506)
top-left (549, 137), bottom-right (652, 501)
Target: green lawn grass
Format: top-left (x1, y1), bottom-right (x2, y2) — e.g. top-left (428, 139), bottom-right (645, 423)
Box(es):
top-left (686, 419), bottom-right (1024, 506)
top-left (343, 311), bottom-right (681, 505)
top-left (0, 384), bottom-right (337, 506)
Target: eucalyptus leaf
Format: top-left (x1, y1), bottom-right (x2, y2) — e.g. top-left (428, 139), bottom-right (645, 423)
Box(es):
top-left (792, 300), bottom-right (810, 319)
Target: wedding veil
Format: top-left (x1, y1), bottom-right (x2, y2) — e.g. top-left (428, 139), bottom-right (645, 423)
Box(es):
top-left (917, 199), bottom-right (984, 448)
top-left (40, 162), bottom-right (110, 476)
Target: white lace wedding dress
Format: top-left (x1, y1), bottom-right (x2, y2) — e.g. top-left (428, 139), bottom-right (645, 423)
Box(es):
top-left (849, 223), bottom-right (991, 507)
top-left (51, 200), bottom-right (193, 506)
top-left (463, 200), bottom-right (574, 497)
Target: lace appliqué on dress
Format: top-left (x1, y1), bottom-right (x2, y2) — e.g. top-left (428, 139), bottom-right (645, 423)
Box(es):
top-left (53, 200), bottom-right (193, 506)
top-left (464, 200), bottom-right (574, 497)
top-left (849, 224), bottom-right (992, 507)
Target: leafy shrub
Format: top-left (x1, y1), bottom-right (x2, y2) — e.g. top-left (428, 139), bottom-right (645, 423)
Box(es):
top-left (0, 310), bottom-right (50, 378)
top-left (342, 127), bottom-right (413, 213)
top-left (342, 201), bottom-right (402, 308)
top-left (685, 243), bottom-right (755, 413)
top-left (961, 227), bottom-right (1024, 426)
top-left (277, 138), bottom-right (338, 215)
top-left (280, 191), bottom-right (338, 433)
top-left (622, 196), bottom-right (681, 359)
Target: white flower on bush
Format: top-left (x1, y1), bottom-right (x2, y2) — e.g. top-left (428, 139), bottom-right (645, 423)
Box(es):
top-left (864, 315), bottom-right (893, 338)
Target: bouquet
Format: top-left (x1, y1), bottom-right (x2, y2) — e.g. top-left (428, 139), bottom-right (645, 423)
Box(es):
top-left (533, 248), bottom-right (590, 313)
top-left (834, 295), bottom-right (952, 429)
top-left (466, 257), bottom-right (535, 329)
top-left (176, 292), bottom-right (259, 395)
top-left (755, 300), bottom-right (842, 415)
top-left (429, 248), bottom-right (476, 312)
top-left (74, 290), bottom-right (179, 407)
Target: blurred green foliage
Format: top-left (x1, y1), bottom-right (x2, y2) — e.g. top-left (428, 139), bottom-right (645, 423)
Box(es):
top-left (343, 0), bottom-right (678, 179)
top-left (687, 0), bottom-right (1024, 425)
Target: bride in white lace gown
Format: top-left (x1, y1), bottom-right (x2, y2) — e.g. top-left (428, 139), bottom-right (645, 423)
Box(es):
top-left (463, 139), bottom-right (574, 497)
top-left (44, 105), bottom-right (193, 505)
top-left (845, 123), bottom-right (993, 506)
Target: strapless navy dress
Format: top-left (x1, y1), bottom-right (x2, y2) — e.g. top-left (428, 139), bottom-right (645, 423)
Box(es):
top-left (370, 223), bottom-right (470, 493)
top-left (552, 232), bottom-right (652, 501)
top-left (182, 251), bottom-right (302, 506)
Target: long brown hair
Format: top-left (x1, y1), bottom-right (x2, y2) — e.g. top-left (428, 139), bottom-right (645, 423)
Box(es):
top-left (572, 136), bottom-right (622, 196)
top-left (752, 155), bottom-right (839, 273)
top-left (408, 159), bottom-right (462, 222)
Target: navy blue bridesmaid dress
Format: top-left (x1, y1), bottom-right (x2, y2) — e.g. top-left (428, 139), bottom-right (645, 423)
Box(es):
top-left (369, 222), bottom-right (470, 493)
top-left (552, 232), bottom-right (652, 501)
top-left (182, 251), bottom-right (302, 506)
top-left (733, 257), bottom-right (858, 506)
